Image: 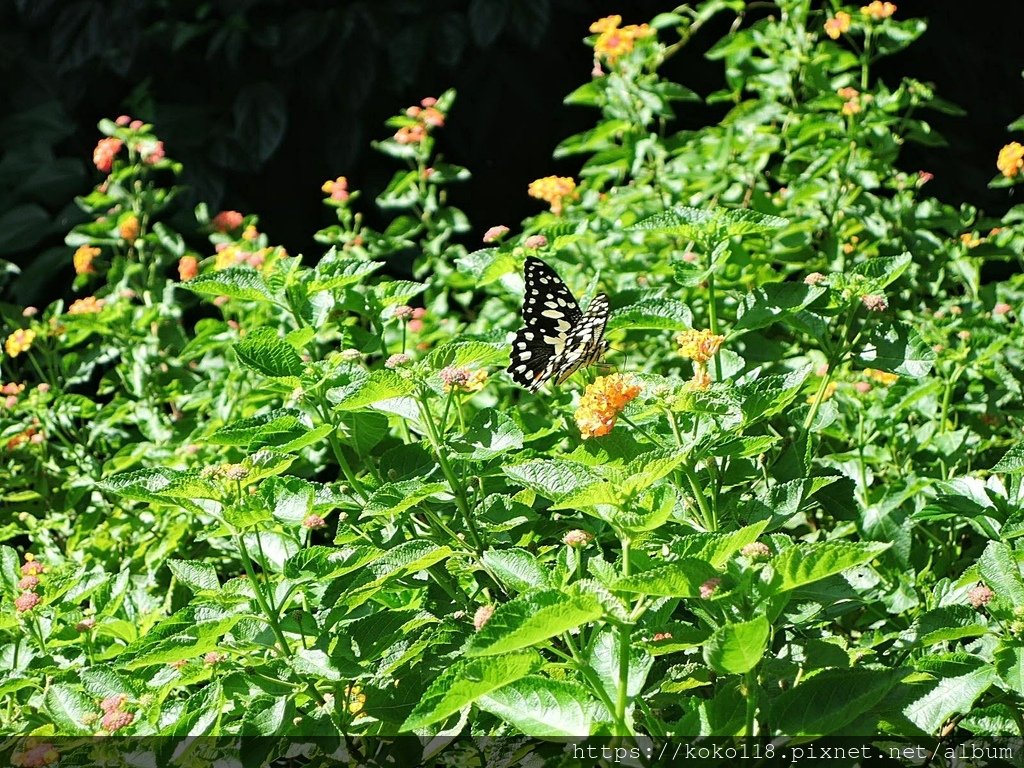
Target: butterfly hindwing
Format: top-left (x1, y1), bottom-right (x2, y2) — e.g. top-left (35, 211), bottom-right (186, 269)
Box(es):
top-left (508, 257), bottom-right (609, 392)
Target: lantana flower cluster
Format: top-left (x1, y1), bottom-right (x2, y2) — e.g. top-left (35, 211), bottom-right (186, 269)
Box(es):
top-left (527, 176), bottom-right (578, 216)
top-left (574, 373), bottom-right (642, 439)
top-left (675, 329), bottom-right (725, 390)
top-left (589, 15), bottom-right (654, 65)
top-left (13, 555), bottom-right (44, 614)
top-left (394, 97), bottom-right (445, 145)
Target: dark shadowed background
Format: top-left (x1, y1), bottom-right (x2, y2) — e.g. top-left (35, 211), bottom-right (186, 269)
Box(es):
top-left (1, 0), bottom-right (1022, 305)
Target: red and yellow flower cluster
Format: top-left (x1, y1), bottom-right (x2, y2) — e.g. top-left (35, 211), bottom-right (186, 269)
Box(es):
top-left (590, 15), bottom-right (654, 65)
top-left (394, 97), bottom-right (445, 145)
top-left (824, 11), bottom-right (851, 39)
top-left (574, 373), bottom-right (642, 439)
top-left (527, 176), bottom-right (578, 216)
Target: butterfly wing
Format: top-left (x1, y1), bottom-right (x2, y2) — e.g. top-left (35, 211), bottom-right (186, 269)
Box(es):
top-left (551, 293), bottom-right (610, 385)
top-left (508, 257), bottom-right (609, 392)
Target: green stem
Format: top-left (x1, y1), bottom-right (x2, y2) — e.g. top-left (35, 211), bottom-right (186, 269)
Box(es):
top-left (680, 462), bottom-right (716, 531)
top-left (937, 365), bottom-right (965, 434)
top-left (744, 669), bottom-right (759, 737)
top-left (416, 395), bottom-right (484, 555)
top-left (234, 533), bottom-right (291, 658)
top-left (615, 536), bottom-right (633, 735)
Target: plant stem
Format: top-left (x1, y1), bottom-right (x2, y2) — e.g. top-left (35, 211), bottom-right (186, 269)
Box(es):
top-left (615, 536), bottom-right (632, 735)
top-left (234, 533), bottom-right (291, 658)
top-left (416, 395), bottom-right (484, 555)
top-left (679, 462), bottom-right (716, 531)
top-left (744, 669), bottom-right (759, 737)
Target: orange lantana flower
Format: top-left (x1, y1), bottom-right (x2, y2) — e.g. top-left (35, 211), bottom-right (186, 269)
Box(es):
top-left (574, 373), bottom-right (642, 439)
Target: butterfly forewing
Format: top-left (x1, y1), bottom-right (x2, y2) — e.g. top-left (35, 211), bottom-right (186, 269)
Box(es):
top-left (508, 257), bottom-right (610, 392)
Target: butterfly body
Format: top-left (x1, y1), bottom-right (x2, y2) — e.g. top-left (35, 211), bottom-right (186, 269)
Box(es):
top-left (508, 257), bottom-right (610, 392)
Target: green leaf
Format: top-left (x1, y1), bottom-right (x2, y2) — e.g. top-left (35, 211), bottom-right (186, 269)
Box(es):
top-left (362, 481), bottom-right (449, 518)
top-left (608, 298), bottom-right (693, 331)
top-left (670, 521), bottom-right (769, 567)
top-left (903, 667), bottom-right (996, 733)
top-left (285, 545), bottom-right (386, 580)
top-left (978, 541), bottom-right (1024, 606)
top-left (240, 695), bottom-right (293, 737)
top-left (44, 684), bottom-right (95, 734)
top-left (401, 651), bottom-right (542, 731)
top-left (451, 410), bottom-right (524, 460)
top-left (427, 340), bottom-right (508, 370)
top-left (704, 616), bottom-right (769, 675)
top-left (330, 370), bottom-right (414, 411)
top-left (235, 327), bottom-right (304, 380)
top-left (477, 676), bottom-right (609, 737)
top-left (481, 549), bottom-right (551, 593)
top-left (289, 648), bottom-right (359, 681)
top-left (456, 248), bottom-right (517, 285)
top-left (466, 587), bottom-right (605, 657)
top-left (768, 541), bottom-right (890, 593)
top-left (992, 442), bottom-right (1024, 474)
top-left (772, 668), bottom-right (898, 736)
top-left (309, 253), bottom-right (384, 292)
top-left (734, 283), bottom-right (826, 332)
top-left (994, 644), bottom-right (1024, 694)
top-left (205, 409), bottom-right (304, 446)
top-left (168, 559), bottom-right (220, 593)
top-left (856, 321), bottom-right (935, 378)
top-left (614, 559), bottom-right (720, 598)
top-left (183, 267), bottom-right (278, 302)
top-left (851, 253), bottom-right (913, 289)
top-left (166, 681), bottom-right (223, 736)
top-left (503, 459), bottom-right (601, 501)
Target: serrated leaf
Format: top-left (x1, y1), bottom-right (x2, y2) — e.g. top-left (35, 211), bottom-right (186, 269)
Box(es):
top-left (704, 616), bottom-right (769, 675)
top-left (362, 481), bottom-right (449, 517)
top-left (235, 327), bottom-right (304, 380)
top-left (613, 559), bottom-right (720, 597)
top-left (903, 667), bottom-right (996, 733)
top-left (330, 370), bottom-right (414, 411)
top-left (477, 676), bottom-right (609, 737)
top-left (184, 268), bottom-right (278, 302)
top-left (856, 321), bottom-right (935, 378)
top-left (451, 410), bottom-right (524, 461)
top-left (466, 587), bottom-right (605, 657)
top-left (608, 298), bottom-right (693, 331)
top-left (402, 651), bottom-right (542, 731)
top-left (168, 559), bottom-right (220, 593)
top-left (427, 340), bottom-right (508, 371)
top-left (772, 668), bottom-right (898, 735)
top-left (768, 541), bottom-right (890, 593)
top-left (481, 549), bottom-right (551, 593)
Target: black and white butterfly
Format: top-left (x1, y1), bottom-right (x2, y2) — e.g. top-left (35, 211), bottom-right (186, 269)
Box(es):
top-left (507, 257), bottom-right (610, 392)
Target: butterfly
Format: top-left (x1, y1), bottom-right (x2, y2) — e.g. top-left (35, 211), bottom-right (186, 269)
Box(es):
top-left (507, 257), bottom-right (610, 392)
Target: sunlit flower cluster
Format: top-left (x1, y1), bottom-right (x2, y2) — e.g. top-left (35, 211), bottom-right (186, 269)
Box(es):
top-left (73, 245), bottom-right (100, 275)
top-left (527, 176), bottom-right (578, 215)
top-left (92, 137), bottom-right (123, 173)
top-left (212, 210), bottom-right (244, 232)
top-left (394, 97), bottom-right (445, 145)
top-left (321, 176), bottom-right (350, 202)
top-left (997, 142), bottom-right (1024, 179)
top-left (590, 15), bottom-right (654, 65)
top-left (675, 329), bottom-right (724, 364)
top-left (178, 255), bottom-right (199, 281)
top-left (440, 366), bottom-right (488, 393)
top-left (837, 86), bottom-right (862, 116)
top-left (482, 225), bottom-right (509, 243)
top-left (5, 328), bottom-right (36, 357)
top-left (13, 555), bottom-right (43, 614)
top-left (574, 373), bottom-right (642, 439)
top-left (68, 296), bottom-right (105, 315)
top-left (864, 368), bottom-right (899, 386)
top-left (824, 11), bottom-right (851, 39)
top-left (119, 214), bottom-right (140, 242)
top-left (861, 1), bottom-right (896, 19)
top-left (99, 693), bottom-right (134, 732)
